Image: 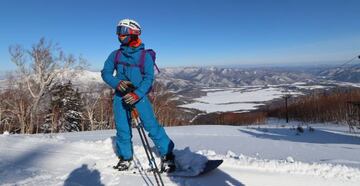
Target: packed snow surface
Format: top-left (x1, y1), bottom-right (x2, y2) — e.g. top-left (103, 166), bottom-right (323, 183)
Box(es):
top-left (1, 121), bottom-right (360, 186)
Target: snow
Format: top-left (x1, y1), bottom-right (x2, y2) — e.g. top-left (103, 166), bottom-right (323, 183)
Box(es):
top-left (57, 69), bottom-right (102, 85)
top-left (180, 87), bottom-right (302, 113)
top-left (171, 147), bottom-right (208, 176)
top-left (292, 82), bottom-right (307, 85)
top-left (295, 85), bottom-right (330, 90)
top-left (286, 156), bottom-right (295, 163)
top-left (1, 123), bottom-right (360, 186)
top-left (335, 82), bottom-right (360, 88)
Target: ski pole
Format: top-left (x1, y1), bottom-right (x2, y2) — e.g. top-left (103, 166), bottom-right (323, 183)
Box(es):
top-left (131, 107), bottom-right (164, 186)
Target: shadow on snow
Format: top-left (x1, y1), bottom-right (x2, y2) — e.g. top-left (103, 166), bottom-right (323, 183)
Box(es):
top-left (238, 128), bottom-right (360, 145)
top-left (0, 144), bottom-right (53, 184)
top-left (168, 168), bottom-right (245, 186)
top-left (64, 164), bottom-right (104, 186)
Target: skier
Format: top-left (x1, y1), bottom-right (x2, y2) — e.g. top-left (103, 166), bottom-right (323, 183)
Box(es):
top-left (101, 19), bottom-right (175, 173)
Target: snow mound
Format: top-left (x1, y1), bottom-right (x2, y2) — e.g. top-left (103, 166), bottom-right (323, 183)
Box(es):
top-left (198, 150), bottom-right (360, 182)
top-left (171, 147), bottom-right (208, 176)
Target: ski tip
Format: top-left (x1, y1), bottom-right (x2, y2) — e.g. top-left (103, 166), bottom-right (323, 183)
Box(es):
top-left (207, 159), bottom-right (223, 164)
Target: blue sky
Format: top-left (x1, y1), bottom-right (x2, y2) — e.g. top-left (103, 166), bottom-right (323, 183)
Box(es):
top-left (0, 0), bottom-right (360, 71)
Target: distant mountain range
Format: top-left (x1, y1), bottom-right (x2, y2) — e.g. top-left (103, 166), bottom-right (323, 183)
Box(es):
top-left (319, 65), bottom-right (360, 83)
top-left (50, 67), bottom-right (320, 91)
top-left (157, 67), bottom-right (318, 91)
top-left (1, 65), bottom-right (360, 91)
top-left (50, 65), bottom-right (360, 92)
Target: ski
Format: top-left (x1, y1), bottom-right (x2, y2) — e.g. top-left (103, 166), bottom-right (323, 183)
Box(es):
top-left (168, 159), bottom-right (223, 177)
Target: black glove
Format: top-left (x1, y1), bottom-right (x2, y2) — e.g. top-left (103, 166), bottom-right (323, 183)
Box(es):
top-left (117, 80), bottom-right (136, 95)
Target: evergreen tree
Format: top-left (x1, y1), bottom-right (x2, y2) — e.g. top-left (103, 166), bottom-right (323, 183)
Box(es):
top-left (62, 84), bottom-right (83, 132)
top-left (41, 113), bottom-right (53, 133)
top-left (40, 83), bottom-right (63, 133)
top-left (42, 81), bottom-right (83, 132)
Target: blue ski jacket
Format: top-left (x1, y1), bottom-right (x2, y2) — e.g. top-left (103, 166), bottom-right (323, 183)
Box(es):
top-left (101, 43), bottom-right (154, 98)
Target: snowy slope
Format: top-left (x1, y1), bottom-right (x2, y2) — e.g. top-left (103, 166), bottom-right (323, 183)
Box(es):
top-left (57, 70), bottom-right (102, 85)
top-left (180, 87), bottom-right (302, 113)
top-left (1, 122), bottom-right (360, 186)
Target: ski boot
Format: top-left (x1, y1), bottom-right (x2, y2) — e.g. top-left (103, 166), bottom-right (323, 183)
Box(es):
top-left (113, 157), bottom-right (133, 171)
top-left (160, 153), bottom-right (176, 173)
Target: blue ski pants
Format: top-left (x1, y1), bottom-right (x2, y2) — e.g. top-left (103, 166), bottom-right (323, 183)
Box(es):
top-left (113, 93), bottom-right (174, 160)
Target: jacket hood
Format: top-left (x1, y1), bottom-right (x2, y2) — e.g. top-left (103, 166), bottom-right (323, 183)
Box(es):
top-left (120, 43), bottom-right (145, 57)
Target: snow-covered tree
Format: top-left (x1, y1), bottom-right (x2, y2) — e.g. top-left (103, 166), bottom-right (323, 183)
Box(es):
top-left (41, 113), bottom-right (53, 133)
top-left (42, 81), bottom-right (83, 132)
top-left (62, 82), bottom-right (83, 132)
top-left (9, 38), bottom-right (86, 133)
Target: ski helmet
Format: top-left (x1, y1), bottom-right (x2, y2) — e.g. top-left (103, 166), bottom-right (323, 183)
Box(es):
top-left (116, 19), bottom-right (141, 36)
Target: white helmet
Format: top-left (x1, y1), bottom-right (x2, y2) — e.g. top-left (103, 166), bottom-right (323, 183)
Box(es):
top-left (117, 19), bottom-right (141, 35)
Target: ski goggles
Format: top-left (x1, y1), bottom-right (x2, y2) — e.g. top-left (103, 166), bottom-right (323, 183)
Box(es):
top-left (116, 26), bottom-right (140, 36)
